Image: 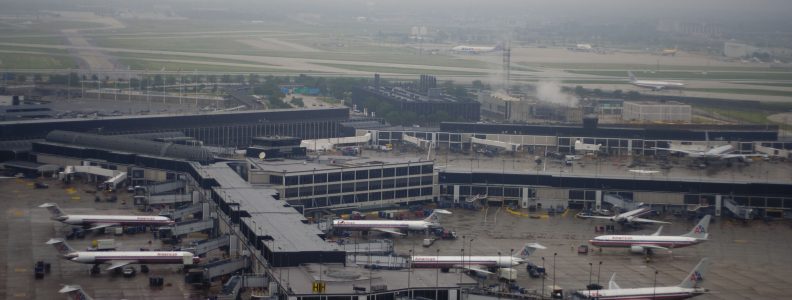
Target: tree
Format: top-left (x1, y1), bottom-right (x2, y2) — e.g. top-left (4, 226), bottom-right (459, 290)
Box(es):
top-left (626, 91), bottom-right (641, 99)
top-left (91, 74), bottom-right (99, 81)
top-left (613, 89), bottom-right (623, 98)
top-left (290, 97), bottom-right (305, 107)
top-left (235, 74), bottom-right (245, 83)
top-left (221, 74), bottom-right (232, 83)
top-left (69, 73), bottom-right (80, 86)
top-left (574, 85), bottom-right (586, 96)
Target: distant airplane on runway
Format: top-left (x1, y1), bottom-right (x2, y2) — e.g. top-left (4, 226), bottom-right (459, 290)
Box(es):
top-left (572, 258), bottom-right (710, 300)
top-left (589, 215), bottom-right (710, 254)
top-left (629, 71), bottom-right (685, 90)
top-left (451, 44), bottom-right (502, 54)
top-left (578, 207), bottom-right (670, 225)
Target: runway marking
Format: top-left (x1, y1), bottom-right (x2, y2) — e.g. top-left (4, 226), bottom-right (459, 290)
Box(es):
top-left (14, 268), bottom-right (26, 272)
top-left (66, 187), bottom-right (77, 194)
top-left (13, 293), bottom-right (26, 297)
top-left (11, 209), bottom-right (25, 217)
top-left (71, 196), bottom-right (81, 201)
top-left (734, 239), bottom-right (748, 244)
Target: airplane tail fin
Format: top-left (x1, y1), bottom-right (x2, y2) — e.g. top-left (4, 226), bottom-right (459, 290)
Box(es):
top-left (59, 285), bottom-right (94, 300)
top-left (38, 203), bottom-right (64, 217)
top-left (681, 215), bottom-right (711, 240)
top-left (516, 243), bottom-right (546, 258)
top-left (678, 258), bottom-right (710, 289)
top-left (651, 226), bottom-right (664, 236)
top-left (628, 71), bottom-right (636, 82)
top-left (46, 238), bottom-right (75, 255)
top-left (423, 209), bottom-right (451, 224)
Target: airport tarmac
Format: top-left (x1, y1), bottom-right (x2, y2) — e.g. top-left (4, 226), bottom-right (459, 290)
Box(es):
top-left (0, 177), bottom-right (207, 299)
top-left (381, 207), bottom-right (792, 299)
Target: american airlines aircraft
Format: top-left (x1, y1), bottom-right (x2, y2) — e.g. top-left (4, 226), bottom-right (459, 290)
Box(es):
top-left (590, 215), bottom-right (710, 254)
top-left (628, 71), bottom-right (685, 90)
top-left (40, 202), bottom-right (174, 231)
top-left (652, 144), bottom-right (766, 161)
top-left (578, 207), bottom-right (670, 225)
top-left (411, 243), bottom-right (545, 275)
top-left (47, 238), bottom-right (199, 271)
top-left (59, 285), bottom-right (94, 300)
top-left (332, 209), bottom-right (451, 235)
top-left (572, 258), bottom-right (710, 300)
top-left (451, 44), bottom-right (502, 54)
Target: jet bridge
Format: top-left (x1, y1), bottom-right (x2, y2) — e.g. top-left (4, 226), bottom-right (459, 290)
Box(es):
top-left (184, 234), bottom-right (231, 256)
top-left (217, 274), bottom-right (270, 300)
top-left (140, 180), bottom-right (186, 195)
top-left (301, 133), bottom-right (372, 151)
top-left (333, 239), bottom-right (394, 255)
top-left (160, 218), bottom-right (216, 238)
top-left (146, 193), bottom-right (193, 206)
top-left (160, 202), bottom-right (207, 221)
top-left (470, 137), bottom-right (520, 152)
top-left (403, 134), bottom-right (433, 148)
top-left (720, 196), bottom-right (754, 220)
top-left (185, 256), bottom-right (252, 286)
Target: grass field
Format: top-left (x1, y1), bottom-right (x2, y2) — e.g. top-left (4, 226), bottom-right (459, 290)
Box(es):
top-left (530, 62), bottom-right (778, 72)
top-left (0, 52), bottom-right (74, 69)
top-left (312, 62), bottom-right (487, 76)
top-left (112, 52), bottom-right (277, 67)
top-left (694, 102), bottom-right (792, 130)
top-left (566, 69), bottom-right (792, 81)
top-left (118, 58), bottom-right (297, 73)
top-left (686, 88), bottom-right (792, 97)
top-left (731, 82), bottom-right (792, 88)
top-left (0, 36), bottom-right (65, 45)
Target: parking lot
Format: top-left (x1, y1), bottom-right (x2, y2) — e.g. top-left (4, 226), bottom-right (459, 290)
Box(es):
top-left (0, 177), bottom-right (207, 299)
top-left (386, 206), bottom-right (792, 299)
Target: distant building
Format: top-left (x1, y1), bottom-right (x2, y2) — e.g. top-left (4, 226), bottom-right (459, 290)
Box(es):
top-left (622, 101), bottom-right (691, 123)
top-left (351, 75), bottom-right (480, 123)
top-left (478, 91), bottom-right (582, 123)
top-left (724, 41), bottom-right (758, 58)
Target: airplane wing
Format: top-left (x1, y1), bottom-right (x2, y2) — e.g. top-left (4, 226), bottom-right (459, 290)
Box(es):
top-left (460, 265), bottom-right (494, 275)
top-left (371, 228), bottom-right (406, 236)
top-left (105, 260), bottom-right (137, 270)
top-left (630, 217), bottom-right (670, 224)
top-left (608, 274), bottom-right (621, 290)
top-left (576, 213), bottom-right (613, 221)
top-left (720, 154), bottom-right (766, 159)
top-left (87, 223), bottom-right (119, 231)
top-left (652, 147), bottom-right (697, 155)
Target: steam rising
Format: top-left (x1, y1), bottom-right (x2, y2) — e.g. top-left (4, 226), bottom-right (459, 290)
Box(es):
top-left (536, 81), bottom-right (578, 107)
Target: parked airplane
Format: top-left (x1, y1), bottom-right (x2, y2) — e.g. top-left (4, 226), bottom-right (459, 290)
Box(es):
top-left (332, 209), bottom-right (451, 235)
top-left (59, 285), bottom-right (94, 300)
top-left (451, 44), bottom-right (501, 54)
top-left (578, 207), bottom-right (670, 225)
top-left (628, 71), bottom-right (685, 90)
top-left (589, 215), bottom-right (710, 254)
top-left (572, 258), bottom-right (710, 300)
top-left (39, 202), bottom-right (174, 231)
top-left (652, 144), bottom-right (765, 161)
top-left (47, 238), bottom-right (199, 271)
top-left (411, 243), bottom-right (546, 275)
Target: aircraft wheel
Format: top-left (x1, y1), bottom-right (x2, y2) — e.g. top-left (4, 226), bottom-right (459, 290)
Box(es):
top-left (90, 265), bottom-right (101, 275)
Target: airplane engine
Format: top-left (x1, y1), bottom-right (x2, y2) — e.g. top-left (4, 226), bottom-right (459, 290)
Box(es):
top-left (630, 246), bottom-right (646, 254)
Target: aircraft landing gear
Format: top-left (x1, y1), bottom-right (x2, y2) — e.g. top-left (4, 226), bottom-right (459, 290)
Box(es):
top-left (90, 265), bottom-right (101, 275)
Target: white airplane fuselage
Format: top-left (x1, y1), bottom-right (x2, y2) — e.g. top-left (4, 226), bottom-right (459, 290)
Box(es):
top-left (63, 250), bottom-right (198, 265)
top-left (631, 80), bottom-right (685, 90)
top-left (452, 45), bottom-right (497, 54)
top-left (411, 255), bottom-right (524, 269)
top-left (332, 219), bottom-right (433, 231)
top-left (55, 215), bottom-right (174, 227)
top-left (590, 235), bottom-right (700, 249)
top-left (573, 286), bottom-right (707, 300)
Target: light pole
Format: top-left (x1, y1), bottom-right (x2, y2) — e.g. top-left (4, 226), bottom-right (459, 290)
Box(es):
top-left (459, 248), bottom-right (464, 284)
top-left (588, 262), bottom-right (593, 294)
top-left (597, 261), bottom-right (603, 288)
top-left (553, 253), bottom-right (557, 294)
top-left (541, 257), bottom-right (545, 300)
top-left (435, 248), bottom-right (440, 300)
top-left (408, 249), bottom-right (412, 300)
top-left (653, 269), bottom-right (659, 299)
